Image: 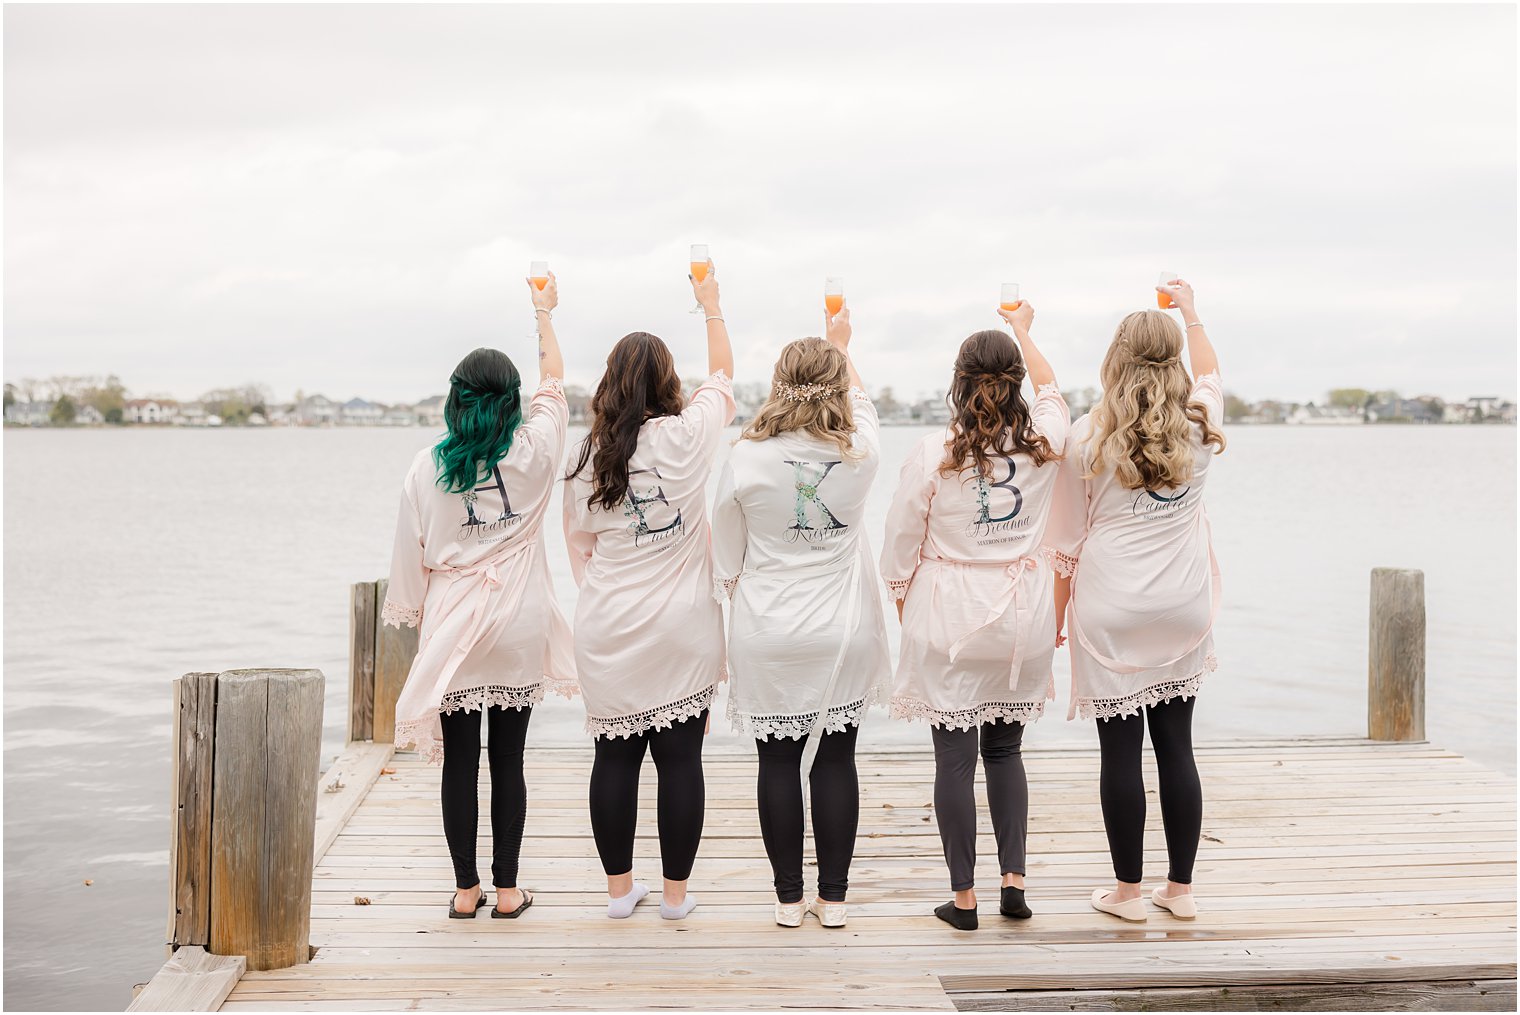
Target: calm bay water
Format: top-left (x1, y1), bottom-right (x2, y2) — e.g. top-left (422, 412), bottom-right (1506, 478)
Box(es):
top-left (4, 424), bottom-right (1515, 1009)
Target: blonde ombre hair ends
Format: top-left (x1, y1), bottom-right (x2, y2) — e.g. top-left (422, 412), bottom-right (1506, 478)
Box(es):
top-left (1087, 310), bottom-right (1225, 490)
top-left (741, 337), bottom-right (860, 460)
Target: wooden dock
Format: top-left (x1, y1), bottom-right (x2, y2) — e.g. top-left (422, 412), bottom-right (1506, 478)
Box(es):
top-left (213, 735), bottom-right (1515, 1011)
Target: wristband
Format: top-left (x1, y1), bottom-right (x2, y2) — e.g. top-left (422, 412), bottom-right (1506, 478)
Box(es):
top-left (1185, 320), bottom-right (1204, 329)
top-left (705, 315), bottom-right (725, 323)
top-left (535, 309), bottom-right (552, 318)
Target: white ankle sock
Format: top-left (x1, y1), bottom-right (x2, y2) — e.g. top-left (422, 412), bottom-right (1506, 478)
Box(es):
top-left (607, 882), bottom-right (649, 919)
top-left (660, 893), bottom-right (697, 920)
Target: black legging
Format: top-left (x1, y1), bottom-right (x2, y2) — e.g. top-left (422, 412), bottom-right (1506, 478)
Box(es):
top-left (439, 704), bottom-right (532, 890)
top-left (588, 710), bottom-right (706, 881)
top-left (1095, 694), bottom-right (1202, 885)
top-left (755, 724), bottom-right (860, 904)
top-left (930, 720), bottom-right (1028, 891)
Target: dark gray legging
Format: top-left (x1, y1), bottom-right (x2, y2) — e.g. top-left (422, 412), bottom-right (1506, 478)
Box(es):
top-left (930, 720), bottom-right (1028, 892)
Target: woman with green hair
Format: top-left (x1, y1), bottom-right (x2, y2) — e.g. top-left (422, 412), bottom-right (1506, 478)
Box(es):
top-left (383, 272), bottom-right (577, 920)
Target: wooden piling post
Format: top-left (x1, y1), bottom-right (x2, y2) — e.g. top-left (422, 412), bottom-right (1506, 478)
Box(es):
top-left (372, 577), bottom-right (419, 745)
top-left (348, 581), bottom-right (377, 742)
top-left (1368, 567), bottom-right (1425, 741)
top-left (209, 668), bottom-right (324, 970)
top-left (168, 672), bottom-right (219, 950)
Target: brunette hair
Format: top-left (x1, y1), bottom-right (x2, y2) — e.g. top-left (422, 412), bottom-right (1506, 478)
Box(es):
top-left (1087, 310), bottom-right (1225, 490)
top-left (569, 332), bottom-right (685, 510)
top-left (939, 330), bottom-right (1056, 478)
top-left (432, 348), bottom-right (522, 494)
top-left (740, 338), bottom-right (860, 460)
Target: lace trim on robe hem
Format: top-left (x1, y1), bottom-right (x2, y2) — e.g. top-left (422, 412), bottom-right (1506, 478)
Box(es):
top-left (883, 578), bottom-right (912, 603)
top-left (889, 695), bottom-right (1047, 730)
top-left (381, 599), bottom-right (422, 629)
top-left (440, 682), bottom-right (547, 716)
top-left (712, 575), bottom-right (740, 603)
top-left (727, 684), bottom-right (887, 741)
top-left (1074, 656), bottom-right (1217, 722)
top-left (584, 684), bottom-right (717, 740)
top-left (1043, 547), bottom-right (1078, 578)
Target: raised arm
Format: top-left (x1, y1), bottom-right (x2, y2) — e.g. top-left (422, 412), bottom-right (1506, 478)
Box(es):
top-left (528, 271), bottom-right (564, 381)
top-left (690, 260), bottom-right (734, 379)
top-left (997, 300), bottom-right (1055, 389)
top-left (1158, 277), bottom-right (1218, 379)
top-left (826, 304), bottom-right (864, 390)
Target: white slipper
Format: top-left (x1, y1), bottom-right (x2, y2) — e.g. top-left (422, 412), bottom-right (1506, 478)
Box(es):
top-left (1151, 887), bottom-right (1198, 919)
top-left (774, 901), bottom-right (804, 927)
top-left (808, 899), bottom-right (847, 928)
top-left (1090, 888), bottom-right (1147, 922)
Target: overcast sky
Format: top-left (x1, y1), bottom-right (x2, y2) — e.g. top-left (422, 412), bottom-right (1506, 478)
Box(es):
top-left (4, 4), bottom-right (1515, 405)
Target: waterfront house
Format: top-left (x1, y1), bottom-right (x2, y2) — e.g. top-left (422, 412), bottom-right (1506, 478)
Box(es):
top-left (1366, 397), bottom-right (1439, 424)
top-left (76, 405), bottom-right (105, 425)
top-left (413, 395), bottom-right (445, 427)
top-left (247, 412), bottom-right (269, 426)
top-left (296, 394), bottom-right (339, 426)
top-left (5, 401), bottom-right (52, 425)
top-left (381, 405), bottom-right (417, 426)
top-left (124, 398), bottom-right (177, 424)
top-left (1288, 403), bottom-right (1364, 425)
top-left (341, 398), bottom-right (384, 425)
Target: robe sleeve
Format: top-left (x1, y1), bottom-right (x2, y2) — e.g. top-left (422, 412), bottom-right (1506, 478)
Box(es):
top-left (849, 387), bottom-right (881, 460)
top-left (710, 458), bottom-right (747, 602)
top-left (381, 468), bottom-right (427, 628)
top-left (563, 479), bottom-right (595, 587)
top-left (879, 438), bottom-right (935, 603)
top-left (1190, 371), bottom-right (1225, 430)
top-left (675, 370), bottom-right (738, 465)
top-left (516, 377), bottom-right (570, 471)
top-left (1030, 383), bottom-right (1071, 448)
top-left (1043, 428), bottom-right (1089, 578)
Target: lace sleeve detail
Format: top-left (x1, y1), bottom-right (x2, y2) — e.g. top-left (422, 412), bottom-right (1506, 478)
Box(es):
top-left (849, 386), bottom-right (871, 404)
top-left (700, 369), bottom-right (734, 396)
top-left (1035, 382), bottom-right (1061, 398)
top-left (1043, 547), bottom-right (1078, 578)
top-left (712, 575), bottom-right (740, 603)
top-left (381, 599), bottom-right (422, 629)
top-left (535, 376), bottom-right (566, 399)
top-left (884, 578), bottom-right (912, 603)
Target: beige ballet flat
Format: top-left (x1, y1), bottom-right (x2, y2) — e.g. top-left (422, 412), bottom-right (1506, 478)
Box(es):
top-left (1151, 887), bottom-right (1198, 919)
top-left (808, 899), bottom-right (847, 928)
top-left (774, 901), bottom-right (804, 927)
top-left (1090, 888), bottom-right (1148, 922)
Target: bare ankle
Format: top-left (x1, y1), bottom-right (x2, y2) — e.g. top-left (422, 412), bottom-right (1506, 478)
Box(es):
top-left (1001, 873), bottom-right (1025, 889)
top-left (954, 889), bottom-right (976, 910)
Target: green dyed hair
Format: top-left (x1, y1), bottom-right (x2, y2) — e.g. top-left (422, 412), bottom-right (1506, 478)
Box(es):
top-left (433, 348), bottom-right (523, 494)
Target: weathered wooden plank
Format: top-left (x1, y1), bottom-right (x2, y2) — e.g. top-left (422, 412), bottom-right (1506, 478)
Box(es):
top-left (211, 669), bottom-right (324, 971)
top-left (949, 978), bottom-right (1518, 1012)
top-left (372, 578), bottom-right (418, 745)
top-left (348, 582), bottom-right (377, 743)
top-left (314, 742), bottom-right (394, 864)
top-left (1369, 566), bottom-right (1425, 741)
top-left (170, 672), bottom-right (218, 949)
top-left (127, 946), bottom-right (245, 1011)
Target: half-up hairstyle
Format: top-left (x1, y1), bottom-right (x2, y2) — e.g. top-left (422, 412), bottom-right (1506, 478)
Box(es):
top-left (1087, 310), bottom-right (1225, 491)
top-left (940, 330), bottom-right (1058, 478)
top-left (432, 348), bottom-right (523, 494)
top-left (741, 338), bottom-right (860, 461)
top-left (570, 332), bottom-right (686, 511)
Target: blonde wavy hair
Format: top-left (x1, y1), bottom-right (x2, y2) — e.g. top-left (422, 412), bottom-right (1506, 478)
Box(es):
top-left (741, 337), bottom-right (861, 460)
top-left (1087, 310), bottom-right (1225, 490)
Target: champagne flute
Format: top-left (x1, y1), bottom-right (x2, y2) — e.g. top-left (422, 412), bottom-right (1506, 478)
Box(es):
top-left (1157, 270), bottom-right (1177, 309)
top-left (1000, 283), bottom-right (1022, 312)
top-left (689, 244), bottom-right (710, 314)
top-left (825, 277), bottom-right (844, 319)
top-left (530, 261), bottom-right (549, 292)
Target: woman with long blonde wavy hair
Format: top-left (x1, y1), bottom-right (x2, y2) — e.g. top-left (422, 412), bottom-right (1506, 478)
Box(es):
top-left (1046, 277), bottom-right (1224, 924)
top-left (711, 305), bottom-right (891, 930)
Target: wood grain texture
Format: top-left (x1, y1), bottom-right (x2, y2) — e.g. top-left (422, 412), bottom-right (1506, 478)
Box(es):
top-left (223, 738), bottom-right (1516, 1011)
top-left (348, 582), bottom-right (377, 742)
top-left (372, 578), bottom-right (419, 745)
top-left (128, 946), bottom-right (246, 1012)
top-left (1369, 567), bottom-right (1426, 741)
top-left (950, 978), bottom-right (1518, 1011)
top-left (170, 672), bottom-right (218, 949)
top-left (314, 742), bottom-right (393, 864)
top-left (211, 669), bottom-right (324, 971)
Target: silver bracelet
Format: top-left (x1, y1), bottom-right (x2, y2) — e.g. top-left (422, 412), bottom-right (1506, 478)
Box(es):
top-left (535, 308), bottom-right (552, 318)
top-left (1185, 320), bottom-right (1204, 329)
top-left (705, 315), bottom-right (725, 323)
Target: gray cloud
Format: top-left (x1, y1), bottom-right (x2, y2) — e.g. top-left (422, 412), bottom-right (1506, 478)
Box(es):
top-left (4, 4), bottom-right (1514, 404)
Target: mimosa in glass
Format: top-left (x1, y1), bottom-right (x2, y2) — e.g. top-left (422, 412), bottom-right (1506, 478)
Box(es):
top-left (1157, 270), bottom-right (1177, 309)
top-left (690, 244), bottom-right (710, 313)
top-left (825, 277), bottom-right (844, 318)
top-left (530, 261), bottom-right (549, 292)
top-left (1000, 283), bottom-right (1022, 312)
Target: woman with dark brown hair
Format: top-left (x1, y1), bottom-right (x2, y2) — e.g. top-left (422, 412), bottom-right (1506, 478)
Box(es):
top-left (563, 263), bottom-right (736, 921)
top-left (880, 301), bottom-right (1067, 931)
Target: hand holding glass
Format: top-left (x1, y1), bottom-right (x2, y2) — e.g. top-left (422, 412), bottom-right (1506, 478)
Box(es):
top-left (825, 277), bottom-right (844, 318)
top-left (689, 244), bottom-right (710, 313)
top-left (1000, 283), bottom-right (1022, 312)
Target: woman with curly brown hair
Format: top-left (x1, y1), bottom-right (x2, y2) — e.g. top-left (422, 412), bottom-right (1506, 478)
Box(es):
top-left (711, 304), bottom-right (891, 930)
top-left (880, 301), bottom-right (1067, 931)
top-left (563, 262), bottom-right (736, 922)
top-left (1046, 276), bottom-right (1224, 923)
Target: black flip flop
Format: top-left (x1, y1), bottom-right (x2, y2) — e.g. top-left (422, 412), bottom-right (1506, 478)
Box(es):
top-left (492, 888), bottom-right (534, 919)
top-left (448, 889), bottom-right (489, 919)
